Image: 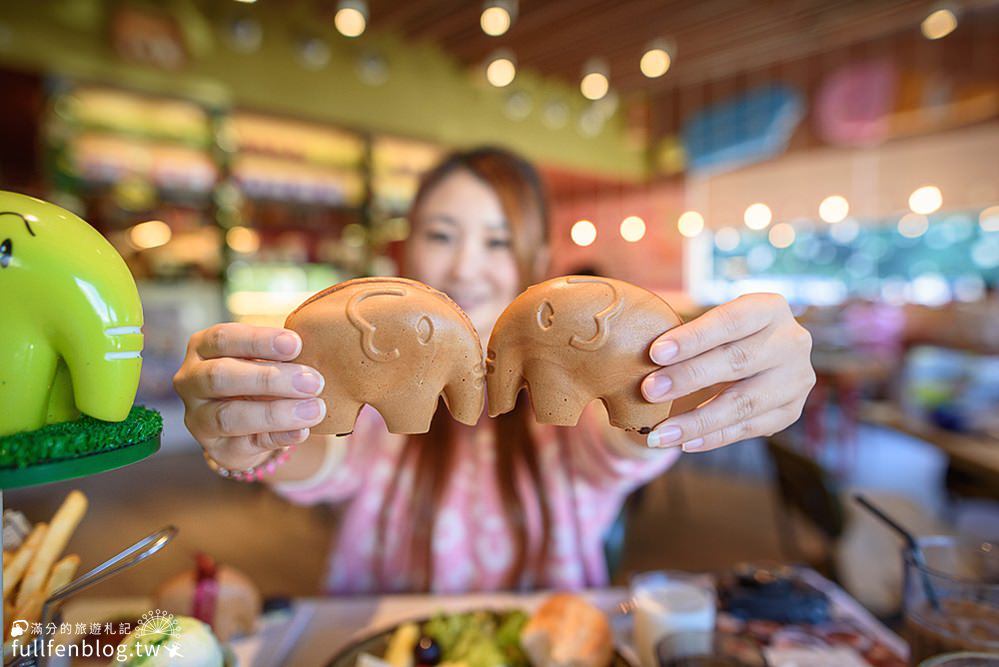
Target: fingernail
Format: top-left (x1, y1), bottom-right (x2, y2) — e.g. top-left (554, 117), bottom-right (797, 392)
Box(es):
top-left (274, 428), bottom-right (309, 445)
top-left (682, 438), bottom-right (706, 452)
top-left (293, 371), bottom-right (324, 395)
top-left (295, 398), bottom-right (324, 421)
top-left (647, 425), bottom-right (682, 448)
top-left (651, 339), bottom-right (679, 365)
top-left (642, 373), bottom-right (673, 401)
top-left (274, 332), bottom-right (301, 357)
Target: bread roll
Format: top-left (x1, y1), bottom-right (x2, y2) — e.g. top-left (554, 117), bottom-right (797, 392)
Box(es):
top-left (521, 594), bottom-right (614, 667)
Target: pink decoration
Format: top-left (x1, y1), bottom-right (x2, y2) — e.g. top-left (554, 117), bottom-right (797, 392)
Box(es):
top-left (816, 60), bottom-right (897, 146)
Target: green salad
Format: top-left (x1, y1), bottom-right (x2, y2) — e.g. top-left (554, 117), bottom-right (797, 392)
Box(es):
top-left (381, 611), bottom-right (530, 667)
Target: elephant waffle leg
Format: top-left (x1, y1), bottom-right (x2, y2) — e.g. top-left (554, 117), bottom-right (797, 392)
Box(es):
top-left (373, 393), bottom-right (442, 435)
top-left (318, 393), bottom-right (364, 436)
top-left (523, 365), bottom-right (589, 426)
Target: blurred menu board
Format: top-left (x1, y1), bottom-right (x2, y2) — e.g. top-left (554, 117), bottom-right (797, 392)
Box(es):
top-left (371, 136), bottom-right (443, 214)
top-left (227, 112), bottom-right (366, 206)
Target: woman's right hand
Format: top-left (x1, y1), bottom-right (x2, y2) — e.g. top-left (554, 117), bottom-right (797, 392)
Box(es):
top-left (173, 323), bottom-right (327, 471)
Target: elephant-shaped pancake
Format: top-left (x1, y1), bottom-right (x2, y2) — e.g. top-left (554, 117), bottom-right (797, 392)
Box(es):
top-left (487, 276), bottom-right (683, 433)
top-left (286, 277), bottom-right (485, 435)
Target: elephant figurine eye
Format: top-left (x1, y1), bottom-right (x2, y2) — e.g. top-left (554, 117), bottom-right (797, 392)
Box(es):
top-left (0, 238), bottom-right (10, 269)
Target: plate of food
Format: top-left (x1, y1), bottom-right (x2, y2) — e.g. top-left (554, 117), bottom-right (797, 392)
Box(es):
top-left (326, 594), bottom-right (630, 667)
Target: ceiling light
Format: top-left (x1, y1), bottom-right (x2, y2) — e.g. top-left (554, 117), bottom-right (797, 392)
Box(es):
top-left (640, 39), bottom-right (673, 78)
top-left (909, 185), bottom-right (942, 215)
top-left (744, 203), bottom-right (772, 230)
top-left (580, 59), bottom-right (610, 101)
top-left (571, 219), bottom-right (597, 246)
top-left (620, 216), bottom-right (646, 242)
top-left (481, 1), bottom-right (516, 36)
top-left (819, 195), bottom-right (849, 223)
top-left (335, 0), bottom-right (367, 38)
top-left (485, 51), bottom-right (516, 87)
top-left (921, 7), bottom-right (958, 39)
top-left (677, 211), bottom-right (704, 237)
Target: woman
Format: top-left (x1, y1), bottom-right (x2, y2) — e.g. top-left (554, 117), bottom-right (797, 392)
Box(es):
top-left (173, 148), bottom-right (815, 593)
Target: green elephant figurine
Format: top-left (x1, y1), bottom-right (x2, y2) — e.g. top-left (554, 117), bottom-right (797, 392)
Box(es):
top-left (0, 191), bottom-right (144, 436)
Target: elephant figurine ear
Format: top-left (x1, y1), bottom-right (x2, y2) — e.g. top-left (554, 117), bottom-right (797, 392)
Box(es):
top-left (416, 315), bottom-right (434, 345)
top-left (536, 299), bottom-right (555, 330)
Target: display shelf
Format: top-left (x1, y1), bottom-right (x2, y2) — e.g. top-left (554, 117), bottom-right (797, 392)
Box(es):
top-left (371, 135), bottom-right (443, 215)
top-left (228, 111), bottom-right (367, 208)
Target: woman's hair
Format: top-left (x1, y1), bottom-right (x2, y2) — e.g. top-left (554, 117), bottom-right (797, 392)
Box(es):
top-left (375, 146), bottom-right (552, 591)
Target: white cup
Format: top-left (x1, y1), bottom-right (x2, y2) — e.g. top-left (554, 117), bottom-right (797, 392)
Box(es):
top-left (631, 571), bottom-right (716, 667)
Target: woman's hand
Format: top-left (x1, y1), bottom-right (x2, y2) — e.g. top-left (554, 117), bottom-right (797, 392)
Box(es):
top-left (173, 323), bottom-right (327, 470)
top-left (640, 294), bottom-right (815, 452)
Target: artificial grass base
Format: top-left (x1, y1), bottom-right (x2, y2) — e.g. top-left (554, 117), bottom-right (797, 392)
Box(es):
top-left (0, 406), bottom-right (163, 470)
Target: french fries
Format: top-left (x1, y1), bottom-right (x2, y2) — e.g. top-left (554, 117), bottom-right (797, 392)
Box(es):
top-left (16, 491), bottom-right (87, 609)
top-left (7, 555), bottom-right (81, 634)
top-left (3, 523), bottom-right (47, 601)
top-left (3, 491), bottom-right (87, 643)
top-left (45, 554), bottom-right (80, 597)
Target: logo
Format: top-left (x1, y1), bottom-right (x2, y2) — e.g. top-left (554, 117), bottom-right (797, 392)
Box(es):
top-left (135, 610), bottom-right (180, 638)
top-left (134, 610), bottom-right (184, 659)
top-left (9, 620), bottom-right (28, 638)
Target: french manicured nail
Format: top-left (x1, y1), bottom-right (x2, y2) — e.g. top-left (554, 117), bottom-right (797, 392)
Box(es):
top-left (682, 438), bottom-right (706, 452)
top-left (293, 371), bottom-right (324, 395)
top-left (274, 428), bottom-right (309, 445)
top-left (651, 339), bottom-right (679, 365)
top-left (295, 398), bottom-right (324, 421)
top-left (274, 332), bottom-right (301, 357)
top-left (647, 425), bottom-right (682, 448)
top-left (642, 373), bottom-right (673, 402)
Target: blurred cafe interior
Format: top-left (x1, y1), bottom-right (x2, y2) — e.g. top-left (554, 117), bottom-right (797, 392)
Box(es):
top-left (2, 0), bottom-right (999, 665)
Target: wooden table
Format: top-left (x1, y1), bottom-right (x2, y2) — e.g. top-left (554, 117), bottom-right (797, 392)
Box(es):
top-left (861, 401), bottom-right (999, 486)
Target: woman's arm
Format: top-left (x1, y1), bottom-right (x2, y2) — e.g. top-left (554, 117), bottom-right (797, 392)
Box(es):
top-left (267, 433), bottom-right (332, 483)
top-left (639, 293), bottom-right (816, 452)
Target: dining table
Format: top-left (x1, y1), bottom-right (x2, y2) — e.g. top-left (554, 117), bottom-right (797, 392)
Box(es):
top-left (55, 568), bottom-right (909, 667)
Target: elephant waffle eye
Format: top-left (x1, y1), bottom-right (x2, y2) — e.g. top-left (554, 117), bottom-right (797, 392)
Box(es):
top-left (485, 349), bottom-right (496, 374)
top-left (0, 238), bottom-right (10, 269)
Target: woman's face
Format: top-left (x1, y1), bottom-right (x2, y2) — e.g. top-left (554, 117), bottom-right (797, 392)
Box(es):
top-left (406, 169), bottom-right (521, 342)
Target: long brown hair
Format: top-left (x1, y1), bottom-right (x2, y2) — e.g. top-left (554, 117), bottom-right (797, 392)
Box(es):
top-left (375, 147), bottom-right (552, 591)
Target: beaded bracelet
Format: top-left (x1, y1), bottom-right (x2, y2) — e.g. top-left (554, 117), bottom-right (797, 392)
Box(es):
top-left (203, 445), bottom-right (296, 482)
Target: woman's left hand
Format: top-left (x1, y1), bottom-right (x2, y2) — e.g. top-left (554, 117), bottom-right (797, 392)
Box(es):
top-left (640, 293), bottom-right (816, 452)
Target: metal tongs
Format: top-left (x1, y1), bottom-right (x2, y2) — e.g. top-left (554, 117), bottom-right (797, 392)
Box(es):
top-left (8, 526), bottom-right (177, 667)
top-left (41, 525), bottom-right (177, 627)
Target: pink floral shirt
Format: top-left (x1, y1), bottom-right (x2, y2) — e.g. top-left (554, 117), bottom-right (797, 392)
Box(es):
top-left (272, 404), bottom-right (678, 594)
